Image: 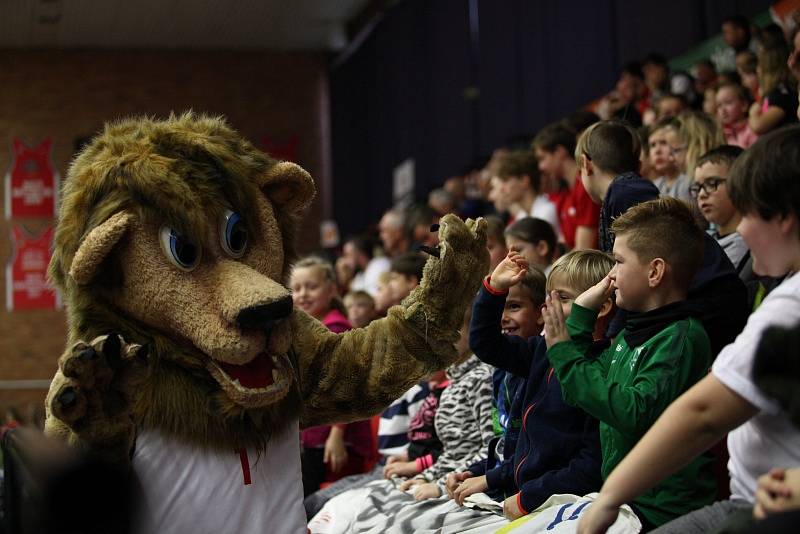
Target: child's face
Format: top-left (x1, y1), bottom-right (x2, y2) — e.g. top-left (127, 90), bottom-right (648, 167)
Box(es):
top-left (506, 235), bottom-right (550, 271)
top-left (486, 235), bottom-right (508, 272)
top-left (648, 128), bottom-right (677, 176)
top-left (489, 176), bottom-right (511, 212)
top-left (501, 285), bottom-right (542, 339)
top-left (535, 147), bottom-right (562, 180)
top-left (290, 266), bottom-right (336, 320)
top-left (738, 212), bottom-right (799, 278)
top-left (715, 86), bottom-right (747, 126)
top-left (345, 297), bottom-right (374, 328)
top-left (664, 128), bottom-right (687, 173)
top-left (545, 273), bottom-right (582, 319)
top-left (694, 162), bottom-right (737, 228)
top-left (374, 281), bottom-right (394, 314)
top-left (657, 97), bottom-right (684, 119)
top-left (609, 235), bottom-right (652, 312)
top-left (387, 272), bottom-right (418, 303)
top-left (499, 175), bottom-right (530, 203)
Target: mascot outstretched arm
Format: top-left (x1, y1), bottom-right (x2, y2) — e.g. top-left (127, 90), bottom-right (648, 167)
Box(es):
top-left (44, 113), bottom-right (487, 533)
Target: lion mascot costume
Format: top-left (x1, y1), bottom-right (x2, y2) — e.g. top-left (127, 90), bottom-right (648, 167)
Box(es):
top-left (43, 113), bottom-right (488, 532)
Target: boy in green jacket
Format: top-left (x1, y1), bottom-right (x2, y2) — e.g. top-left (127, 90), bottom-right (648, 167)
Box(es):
top-left (541, 197), bottom-right (716, 529)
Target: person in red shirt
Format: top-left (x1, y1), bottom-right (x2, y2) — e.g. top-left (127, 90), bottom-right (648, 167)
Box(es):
top-left (533, 122), bottom-right (601, 250)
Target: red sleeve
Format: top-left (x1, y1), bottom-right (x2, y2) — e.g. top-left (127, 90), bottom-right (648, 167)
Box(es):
top-left (573, 183), bottom-right (600, 228)
top-left (516, 491), bottom-right (529, 515)
top-left (483, 276), bottom-right (509, 296)
top-left (415, 454), bottom-right (433, 471)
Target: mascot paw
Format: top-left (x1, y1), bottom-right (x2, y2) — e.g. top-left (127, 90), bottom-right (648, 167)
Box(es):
top-left (49, 335), bottom-right (149, 448)
top-left (404, 214), bottom-right (488, 334)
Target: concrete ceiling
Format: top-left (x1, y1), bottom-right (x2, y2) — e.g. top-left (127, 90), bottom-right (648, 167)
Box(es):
top-left (0, 0), bottom-right (370, 50)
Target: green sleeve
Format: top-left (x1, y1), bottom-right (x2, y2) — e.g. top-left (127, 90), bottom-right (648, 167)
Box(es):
top-left (546, 303), bottom-right (610, 409)
top-left (551, 319), bottom-right (710, 437)
top-left (564, 302), bottom-right (598, 351)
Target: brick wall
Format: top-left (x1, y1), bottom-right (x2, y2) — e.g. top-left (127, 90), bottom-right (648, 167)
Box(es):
top-left (0, 49), bottom-right (331, 419)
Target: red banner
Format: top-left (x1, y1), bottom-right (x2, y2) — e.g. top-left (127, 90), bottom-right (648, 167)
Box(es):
top-left (6, 225), bottom-right (59, 311)
top-left (4, 138), bottom-right (58, 219)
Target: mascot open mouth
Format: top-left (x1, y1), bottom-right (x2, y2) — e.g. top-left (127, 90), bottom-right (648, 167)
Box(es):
top-left (206, 352), bottom-right (293, 408)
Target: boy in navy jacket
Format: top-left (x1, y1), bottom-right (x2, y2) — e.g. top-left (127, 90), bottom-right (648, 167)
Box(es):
top-left (456, 249), bottom-right (616, 519)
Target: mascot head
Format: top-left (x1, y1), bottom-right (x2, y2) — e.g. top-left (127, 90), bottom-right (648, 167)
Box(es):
top-left (49, 112), bottom-right (315, 448)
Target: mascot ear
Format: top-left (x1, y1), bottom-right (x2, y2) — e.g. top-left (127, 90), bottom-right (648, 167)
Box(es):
top-left (69, 211), bottom-right (133, 285)
top-left (260, 161), bottom-right (315, 216)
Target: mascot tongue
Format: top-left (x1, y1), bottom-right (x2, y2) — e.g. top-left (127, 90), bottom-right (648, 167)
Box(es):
top-left (219, 354), bottom-right (274, 389)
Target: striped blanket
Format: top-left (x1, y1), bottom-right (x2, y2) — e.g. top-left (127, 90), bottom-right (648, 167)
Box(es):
top-left (307, 483), bottom-right (642, 534)
top-left (307, 478), bottom-right (508, 534)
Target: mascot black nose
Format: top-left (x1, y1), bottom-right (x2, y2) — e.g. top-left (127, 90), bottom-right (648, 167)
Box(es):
top-left (237, 296), bottom-right (293, 330)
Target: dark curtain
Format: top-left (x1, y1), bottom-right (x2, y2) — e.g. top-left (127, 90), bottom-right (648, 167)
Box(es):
top-left (330, 0), bottom-right (773, 237)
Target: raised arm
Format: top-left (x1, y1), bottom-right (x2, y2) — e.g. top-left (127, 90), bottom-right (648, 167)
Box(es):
top-left (295, 215), bottom-right (488, 428)
top-left (469, 281), bottom-right (540, 377)
top-left (470, 251), bottom-right (542, 377)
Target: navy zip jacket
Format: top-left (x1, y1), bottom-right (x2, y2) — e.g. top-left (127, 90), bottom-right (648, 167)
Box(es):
top-left (466, 370), bottom-right (526, 501)
top-left (469, 280), bottom-right (604, 513)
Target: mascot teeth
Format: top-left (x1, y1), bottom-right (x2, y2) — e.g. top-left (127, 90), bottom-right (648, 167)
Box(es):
top-left (206, 353), bottom-right (292, 408)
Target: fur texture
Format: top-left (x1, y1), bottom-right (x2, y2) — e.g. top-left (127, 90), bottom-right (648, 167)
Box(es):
top-left (45, 112), bottom-right (488, 460)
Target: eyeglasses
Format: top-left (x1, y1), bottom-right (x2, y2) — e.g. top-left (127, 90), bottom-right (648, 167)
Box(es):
top-left (689, 177), bottom-right (727, 198)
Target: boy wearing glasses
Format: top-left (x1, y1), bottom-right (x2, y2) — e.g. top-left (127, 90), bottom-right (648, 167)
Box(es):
top-left (580, 123), bottom-right (749, 358)
top-left (691, 145), bottom-right (748, 271)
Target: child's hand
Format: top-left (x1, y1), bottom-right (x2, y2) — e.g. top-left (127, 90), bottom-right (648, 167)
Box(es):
top-left (503, 493), bottom-right (526, 521)
top-left (445, 471), bottom-right (472, 498)
top-left (383, 460), bottom-right (419, 479)
top-left (575, 274), bottom-right (615, 311)
top-left (754, 467), bottom-right (798, 519)
top-left (323, 429), bottom-right (348, 474)
top-left (399, 477), bottom-right (426, 491)
top-left (386, 452), bottom-right (409, 464)
top-left (543, 291), bottom-right (571, 349)
top-left (749, 100), bottom-right (762, 119)
top-left (489, 251), bottom-right (528, 291)
top-left (413, 482), bottom-right (442, 501)
top-left (577, 494), bottom-right (620, 534)
top-left (453, 474), bottom-right (488, 506)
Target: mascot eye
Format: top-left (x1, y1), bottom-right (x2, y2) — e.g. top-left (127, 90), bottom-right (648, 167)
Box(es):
top-left (219, 210), bottom-right (248, 258)
top-left (159, 227), bottom-right (201, 271)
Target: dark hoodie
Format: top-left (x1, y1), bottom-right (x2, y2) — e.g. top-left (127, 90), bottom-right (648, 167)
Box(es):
top-left (469, 280), bottom-right (603, 514)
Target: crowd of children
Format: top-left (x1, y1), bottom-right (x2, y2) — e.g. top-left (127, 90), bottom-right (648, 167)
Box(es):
top-left (294, 14), bottom-right (800, 534)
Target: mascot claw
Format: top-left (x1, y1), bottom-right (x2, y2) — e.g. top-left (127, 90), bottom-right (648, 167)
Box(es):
top-left (47, 334), bottom-right (149, 453)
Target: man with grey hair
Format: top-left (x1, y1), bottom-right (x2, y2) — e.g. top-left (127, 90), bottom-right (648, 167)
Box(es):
top-left (428, 188), bottom-right (455, 216)
top-left (378, 209), bottom-right (410, 258)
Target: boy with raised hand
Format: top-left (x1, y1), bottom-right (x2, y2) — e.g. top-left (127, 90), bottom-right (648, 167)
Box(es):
top-left (465, 249), bottom-right (617, 520)
top-left (542, 197), bottom-right (717, 529)
top-left (446, 266), bottom-right (547, 507)
top-left (576, 125), bottom-right (800, 534)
